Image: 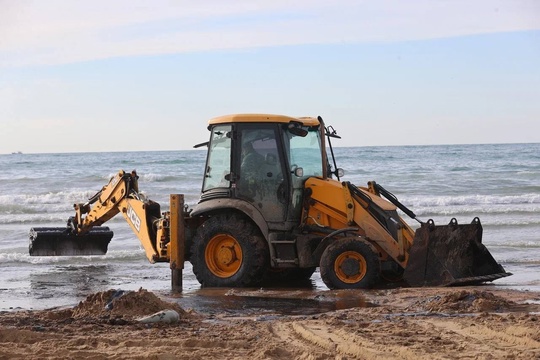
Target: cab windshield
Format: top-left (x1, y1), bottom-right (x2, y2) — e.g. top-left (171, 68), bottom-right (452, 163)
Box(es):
top-left (287, 126), bottom-right (323, 177)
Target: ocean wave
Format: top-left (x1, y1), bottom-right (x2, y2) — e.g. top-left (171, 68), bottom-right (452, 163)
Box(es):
top-left (486, 219), bottom-right (540, 227)
top-left (400, 215), bottom-right (540, 228)
top-left (403, 193), bottom-right (540, 207)
top-left (0, 249), bottom-right (145, 265)
top-left (490, 240), bottom-right (540, 248)
top-left (138, 173), bottom-right (178, 182)
top-left (0, 213), bottom-right (131, 225)
top-left (0, 214), bottom-right (70, 225)
top-left (0, 203), bottom-right (44, 215)
top-left (100, 172), bottom-right (183, 183)
top-left (0, 208), bottom-right (75, 223)
top-left (0, 176), bottom-right (42, 182)
top-left (412, 204), bottom-right (540, 217)
top-left (499, 258), bottom-right (540, 265)
top-left (0, 190), bottom-right (97, 206)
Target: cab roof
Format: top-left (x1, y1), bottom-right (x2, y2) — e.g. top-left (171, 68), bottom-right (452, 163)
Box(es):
top-left (208, 114), bottom-right (320, 127)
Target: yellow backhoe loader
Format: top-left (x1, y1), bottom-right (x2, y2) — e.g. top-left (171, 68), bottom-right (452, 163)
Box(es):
top-left (29, 114), bottom-right (510, 289)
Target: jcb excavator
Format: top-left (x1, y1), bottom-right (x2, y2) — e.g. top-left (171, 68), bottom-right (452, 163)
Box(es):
top-left (29, 114), bottom-right (510, 289)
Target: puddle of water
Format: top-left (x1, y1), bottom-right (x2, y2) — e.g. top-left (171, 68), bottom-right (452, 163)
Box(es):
top-left (160, 267), bottom-right (377, 317)
top-left (164, 287), bottom-right (376, 317)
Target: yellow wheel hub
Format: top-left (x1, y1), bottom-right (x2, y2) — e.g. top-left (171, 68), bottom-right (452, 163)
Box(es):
top-left (205, 234), bottom-right (243, 278)
top-left (334, 251), bottom-right (367, 283)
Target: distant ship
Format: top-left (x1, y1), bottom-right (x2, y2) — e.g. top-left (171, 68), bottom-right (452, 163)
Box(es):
top-left (11, 151), bottom-right (23, 154)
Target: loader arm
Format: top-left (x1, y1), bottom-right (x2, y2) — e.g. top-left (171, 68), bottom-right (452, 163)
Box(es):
top-left (302, 177), bottom-right (510, 286)
top-left (303, 178), bottom-right (413, 268)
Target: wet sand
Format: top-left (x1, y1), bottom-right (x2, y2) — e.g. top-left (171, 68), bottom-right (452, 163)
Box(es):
top-left (0, 286), bottom-right (539, 359)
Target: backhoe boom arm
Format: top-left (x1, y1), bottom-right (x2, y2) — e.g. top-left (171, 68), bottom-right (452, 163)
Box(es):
top-left (71, 170), bottom-right (138, 234)
top-left (73, 170), bottom-right (168, 262)
top-left (30, 170), bottom-right (170, 262)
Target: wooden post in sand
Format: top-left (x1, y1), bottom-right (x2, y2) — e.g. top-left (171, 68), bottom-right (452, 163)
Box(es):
top-left (169, 194), bottom-right (185, 292)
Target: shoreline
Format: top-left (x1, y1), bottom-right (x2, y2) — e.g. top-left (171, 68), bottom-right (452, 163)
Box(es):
top-left (1, 258), bottom-right (535, 313)
top-left (0, 286), bottom-right (539, 359)
top-left (2, 270), bottom-right (538, 312)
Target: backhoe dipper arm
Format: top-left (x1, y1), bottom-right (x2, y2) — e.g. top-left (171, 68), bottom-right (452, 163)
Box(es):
top-left (71, 170), bottom-right (164, 262)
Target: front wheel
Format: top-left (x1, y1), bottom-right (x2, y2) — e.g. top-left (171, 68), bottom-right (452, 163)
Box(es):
top-left (190, 213), bottom-right (269, 287)
top-left (320, 237), bottom-right (380, 289)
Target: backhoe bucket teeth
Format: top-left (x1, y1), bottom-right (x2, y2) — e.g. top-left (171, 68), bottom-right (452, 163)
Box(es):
top-left (403, 218), bottom-right (511, 287)
top-left (29, 227), bottom-right (113, 256)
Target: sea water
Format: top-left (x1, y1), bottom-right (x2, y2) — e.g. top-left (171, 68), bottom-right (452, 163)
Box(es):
top-left (0, 144), bottom-right (539, 310)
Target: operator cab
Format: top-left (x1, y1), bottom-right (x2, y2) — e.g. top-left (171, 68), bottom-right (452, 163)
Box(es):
top-left (199, 114), bottom-right (327, 226)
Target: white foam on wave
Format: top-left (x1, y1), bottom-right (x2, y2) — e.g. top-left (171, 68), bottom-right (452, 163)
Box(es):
top-left (412, 203), bottom-right (540, 217)
top-left (490, 240), bottom-right (540, 248)
top-left (139, 173), bottom-right (168, 182)
top-left (0, 190), bottom-right (95, 206)
top-left (401, 214), bottom-right (540, 229)
top-left (0, 212), bottom-right (134, 225)
top-left (102, 172), bottom-right (174, 183)
top-left (499, 257), bottom-right (540, 265)
top-left (403, 193), bottom-right (540, 207)
top-left (0, 213), bottom-right (70, 225)
top-left (0, 249), bottom-right (145, 265)
top-left (486, 218), bottom-right (540, 227)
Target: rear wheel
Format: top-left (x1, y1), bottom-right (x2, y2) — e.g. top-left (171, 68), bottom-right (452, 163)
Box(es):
top-left (320, 237), bottom-right (380, 289)
top-left (190, 213), bottom-right (269, 287)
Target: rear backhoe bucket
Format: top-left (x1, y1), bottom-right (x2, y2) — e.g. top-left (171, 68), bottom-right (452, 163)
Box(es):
top-left (403, 218), bottom-right (511, 287)
top-left (29, 227), bottom-right (114, 256)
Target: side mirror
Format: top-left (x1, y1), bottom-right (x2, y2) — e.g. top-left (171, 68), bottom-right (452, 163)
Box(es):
top-left (287, 122), bottom-right (308, 137)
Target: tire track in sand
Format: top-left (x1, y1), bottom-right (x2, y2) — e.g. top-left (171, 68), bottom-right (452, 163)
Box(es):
top-left (272, 321), bottom-right (432, 360)
top-left (268, 322), bottom-right (334, 359)
top-left (421, 318), bottom-right (540, 358)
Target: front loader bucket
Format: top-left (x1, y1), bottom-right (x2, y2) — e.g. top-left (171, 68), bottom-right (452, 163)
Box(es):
top-left (29, 227), bottom-right (114, 256)
top-left (403, 218), bottom-right (511, 287)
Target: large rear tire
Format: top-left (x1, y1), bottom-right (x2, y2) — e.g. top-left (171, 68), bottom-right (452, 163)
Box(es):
top-left (320, 237), bottom-right (380, 289)
top-left (190, 213), bottom-right (269, 287)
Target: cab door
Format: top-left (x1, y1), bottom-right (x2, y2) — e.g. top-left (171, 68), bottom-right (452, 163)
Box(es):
top-left (234, 124), bottom-right (288, 223)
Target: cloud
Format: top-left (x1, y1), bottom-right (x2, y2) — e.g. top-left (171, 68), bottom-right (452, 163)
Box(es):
top-left (1, 0), bottom-right (539, 67)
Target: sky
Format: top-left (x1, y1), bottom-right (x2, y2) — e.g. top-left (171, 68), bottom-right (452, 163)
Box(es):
top-left (1, 0), bottom-right (539, 153)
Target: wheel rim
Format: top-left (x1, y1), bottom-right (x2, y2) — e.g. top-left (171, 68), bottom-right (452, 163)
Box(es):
top-left (205, 234), bottom-right (243, 278)
top-left (334, 251), bottom-right (367, 284)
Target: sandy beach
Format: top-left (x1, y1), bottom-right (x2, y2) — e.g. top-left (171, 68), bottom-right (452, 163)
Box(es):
top-left (0, 286), bottom-right (538, 359)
